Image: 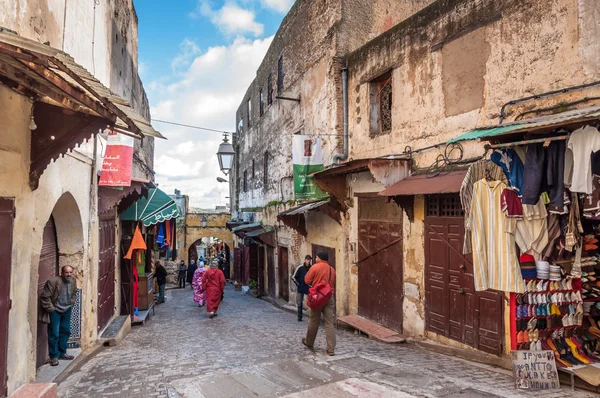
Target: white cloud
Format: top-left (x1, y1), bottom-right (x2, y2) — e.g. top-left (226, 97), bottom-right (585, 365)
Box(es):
top-left (171, 39), bottom-right (201, 74)
top-left (148, 36), bottom-right (273, 208)
top-left (261, 0), bottom-right (294, 13)
top-left (194, 1), bottom-right (264, 37)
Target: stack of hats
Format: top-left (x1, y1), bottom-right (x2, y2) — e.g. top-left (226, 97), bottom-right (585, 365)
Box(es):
top-left (536, 260), bottom-right (550, 280)
top-left (520, 254), bottom-right (537, 279)
top-left (549, 265), bottom-right (562, 281)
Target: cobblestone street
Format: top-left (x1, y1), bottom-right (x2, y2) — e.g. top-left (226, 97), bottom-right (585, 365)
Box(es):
top-left (58, 286), bottom-right (592, 398)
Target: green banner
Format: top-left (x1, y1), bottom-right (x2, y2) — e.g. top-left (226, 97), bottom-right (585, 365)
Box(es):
top-left (292, 135), bottom-right (328, 200)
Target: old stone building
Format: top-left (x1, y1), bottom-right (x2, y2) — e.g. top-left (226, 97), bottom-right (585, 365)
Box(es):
top-left (233, 0), bottom-right (600, 360)
top-left (0, 0), bottom-right (160, 394)
top-left (232, 0), bottom-right (433, 309)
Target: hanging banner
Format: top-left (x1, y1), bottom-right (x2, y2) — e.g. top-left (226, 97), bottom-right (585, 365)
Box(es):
top-left (292, 135), bottom-right (327, 200)
top-left (99, 131), bottom-right (134, 187)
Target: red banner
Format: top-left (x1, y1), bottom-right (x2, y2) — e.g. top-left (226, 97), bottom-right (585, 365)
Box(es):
top-left (99, 131), bottom-right (134, 186)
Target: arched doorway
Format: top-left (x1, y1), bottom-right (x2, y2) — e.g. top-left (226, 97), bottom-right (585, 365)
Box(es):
top-left (36, 193), bottom-right (84, 370)
top-left (188, 238), bottom-right (230, 279)
top-left (36, 217), bottom-right (58, 368)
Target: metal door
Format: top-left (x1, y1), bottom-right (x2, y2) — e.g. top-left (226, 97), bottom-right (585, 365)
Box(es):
top-left (0, 198), bottom-right (13, 396)
top-left (357, 196), bottom-right (403, 332)
top-left (267, 247), bottom-right (276, 298)
top-left (278, 246), bottom-right (289, 301)
top-left (311, 244), bottom-right (336, 268)
top-left (97, 213), bottom-right (116, 332)
top-left (37, 216), bottom-right (58, 368)
top-left (424, 195), bottom-right (503, 356)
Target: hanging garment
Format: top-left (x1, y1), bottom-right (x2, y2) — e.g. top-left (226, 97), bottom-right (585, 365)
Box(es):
top-left (157, 223), bottom-right (165, 245)
top-left (515, 198), bottom-right (548, 258)
top-left (490, 148), bottom-right (524, 196)
top-left (542, 214), bottom-right (562, 259)
top-left (469, 179), bottom-right (525, 293)
top-left (460, 160), bottom-right (507, 254)
top-left (583, 175), bottom-right (600, 218)
top-left (164, 220), bottom-right (172, 249)
top-left (133, 265), bottom-right (139, 310)
top-left (521, 141), bottom-right (565, 207)
top-left (124, 225), bottom-right (147, 260)
top-left (565, 126), bottom-right (600, 194)
top-left (501, 188), bottom-right (523, 218)
top-left (549, 190), bottom-right (570, 215)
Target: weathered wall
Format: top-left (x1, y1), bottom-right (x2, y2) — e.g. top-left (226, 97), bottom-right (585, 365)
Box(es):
top-left (185, 213), bottom-right (233, 262)
top-left (0, 85), bottom-right (98, 393)
top-left (338, 0), bottom-right (600, 355)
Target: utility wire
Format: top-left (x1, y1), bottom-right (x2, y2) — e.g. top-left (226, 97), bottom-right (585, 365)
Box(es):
top-left (152, 119), bottom-right (235, 134)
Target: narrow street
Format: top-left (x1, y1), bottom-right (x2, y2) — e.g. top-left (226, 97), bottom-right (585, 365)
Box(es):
top-left (58, 287), bottom-right (586, 398)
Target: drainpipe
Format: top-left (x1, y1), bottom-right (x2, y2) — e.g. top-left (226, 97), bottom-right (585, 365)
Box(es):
top-left (333, 66), bottom-right (349, 164)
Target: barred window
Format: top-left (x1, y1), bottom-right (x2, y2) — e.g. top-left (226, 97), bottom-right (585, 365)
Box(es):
top-left (247, 98), bottom-right (252, 128)
top-left (263, 151), bottom-right (269, 189)
top-left (243, 170), bottom-right (248, 192)
top-left (267, 74), bottom-right (273, 105)
top-left (369, 70), bottom-right (393, 137)
top-left (259, 88), bottom-right (264, 116)
top-left (277, 56), bottom-right (284, 96)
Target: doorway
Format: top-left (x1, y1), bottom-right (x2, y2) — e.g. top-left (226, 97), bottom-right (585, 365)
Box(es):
top-left (98, 213), bottom-right (116, 332)
top-left (267, 247), bottom-right (276, 298)
top-left (357, 196), bottom-right (404, 332)
top-left (0, 198), bottom-right (13, 396)
top-left (424, 194), bottom-right (504, 355)
top-left (311, 244), bottom-right (336, 268)
top-left (278, 246), bottom-right (289, 301)
top-left (37, 216), bottom-right (58, 368)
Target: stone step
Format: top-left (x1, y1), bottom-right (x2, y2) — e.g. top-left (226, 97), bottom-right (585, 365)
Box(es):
top-left (337, 315), bottom-right (406, 344)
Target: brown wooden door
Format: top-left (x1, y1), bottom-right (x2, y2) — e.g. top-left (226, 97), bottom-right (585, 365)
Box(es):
top-left (424, 195), bottom-right (503, 356)
top-left (357, 196), bottom-right (404, 332)
top-left (37, 216), bottom-right (58, 368)
top-left (243, 246), bottom-right (250, 285)
top-left (98, 214), bottom-right (116, 332)
top-left (257, 245), bottom-right (265, 295)
top-left (311, 244), bottom-right (336, 269)
top-left (278, 246), bottom-right (289, 301)
top-left (234, 248), bottom-right (242, 282)
top-left (0, 198), bottom-right (13, 396)
top-left (267, 247), bottom-right (276, 298)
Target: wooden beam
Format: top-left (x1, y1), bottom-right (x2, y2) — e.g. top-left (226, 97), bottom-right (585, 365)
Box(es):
top-left (0, 43), bottom-right (50, 66)
top-left (12, 57), bottom-right (116, 122)
top-left (0, 58), bottom-right (100, 116)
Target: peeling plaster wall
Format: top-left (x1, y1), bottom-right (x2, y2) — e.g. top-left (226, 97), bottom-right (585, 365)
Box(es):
top-left (340, 0), bottom-right (599, 355)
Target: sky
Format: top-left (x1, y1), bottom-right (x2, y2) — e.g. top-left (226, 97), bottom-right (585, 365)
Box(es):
top-left (134, 0), bottom-right (294, 209)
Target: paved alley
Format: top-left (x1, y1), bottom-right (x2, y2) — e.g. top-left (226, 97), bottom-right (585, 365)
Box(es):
top-left (58, 287), bottom-right (590, 398)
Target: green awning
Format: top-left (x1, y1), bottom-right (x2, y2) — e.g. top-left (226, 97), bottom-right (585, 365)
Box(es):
top-left (448, 105), bottom-right (600, 143)
top-left (231, 222), bottom-right (261, 233)
top-left (121, 188), bottom-right (179, 226)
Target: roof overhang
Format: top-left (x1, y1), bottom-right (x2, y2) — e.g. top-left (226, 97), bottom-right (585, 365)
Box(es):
top-left (277, 199), bottom-right (342, 236)
top-left (379, 170), bottom-right (468, 197)
top-left (448, 105), bottom-right (600, 144)
top-left (98, 180), bottom-right (150, 215)
top-left (121, 188), bottom-right (180, 226)
top-left (231, 222), bottom-right (263, 237)
top-left (244, 225), bottom-right (276, 247)
top-left (312, 158), bottom-right (410, 209)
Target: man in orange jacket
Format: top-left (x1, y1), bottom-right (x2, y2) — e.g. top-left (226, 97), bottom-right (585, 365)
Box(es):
top-left (302, 251), bottom-right (336, 356)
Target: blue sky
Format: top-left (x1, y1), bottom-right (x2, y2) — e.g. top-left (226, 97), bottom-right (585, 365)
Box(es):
top-left (133, 0), bottom-right (293, 208)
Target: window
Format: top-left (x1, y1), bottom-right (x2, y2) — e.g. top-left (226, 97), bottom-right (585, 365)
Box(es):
top-left (369, 70), bottom-right (393, 137)
top-left (277, 56), bottom-right (284, 96)
top-left (243, 170), bottom-right (248, 192)
top-left (263, 151), bottom-right (269, 189)
top-left (247, 98), bottom-right (252, 128)
top-left (252, 159), bottom-right (255, 177)
top-left (267, 74), bottom-right (273, 105)
top-left (237, 118), bottom-right (243, 134)
top-left (259, 88), bottom-right (264, 116)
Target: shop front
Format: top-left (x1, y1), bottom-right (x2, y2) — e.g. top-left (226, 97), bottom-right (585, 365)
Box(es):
top-left (443, 105), bottom-right (600, 384)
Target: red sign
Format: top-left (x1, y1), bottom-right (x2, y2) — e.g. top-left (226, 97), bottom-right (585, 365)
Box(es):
top-left (99, 131), bottom-right (134, 186)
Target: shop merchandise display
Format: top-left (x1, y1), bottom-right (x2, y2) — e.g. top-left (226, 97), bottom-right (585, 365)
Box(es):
top-left (462, 124), bottom-right (600, 368)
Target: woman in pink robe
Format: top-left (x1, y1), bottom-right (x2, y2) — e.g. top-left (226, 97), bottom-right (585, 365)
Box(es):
top-left (192, 266), bottom-right (207, 306)
top-left (201, 261), bottom-right (225, 318)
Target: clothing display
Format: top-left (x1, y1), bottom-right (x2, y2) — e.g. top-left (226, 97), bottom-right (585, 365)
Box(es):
top-left (468, 179), bottom-right (525, 293)
top-left (501, 188), bottom-right (523, 218)
top-left (490, 148), bottom-right (524, 196)
top-left (566, 126), bottom-right (600, 194)
top-left (521, 141), bottom-right (565, 207)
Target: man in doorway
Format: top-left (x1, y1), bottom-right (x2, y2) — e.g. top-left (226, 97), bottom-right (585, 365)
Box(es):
top-left (178, 260), bottom-right (187, 288)
top-left (155, 261), bottom-right (168, 303)
top-left (292, 255), bottom-right (312, 322)
top-left (302, 251), bottom-right (336, 356)
top-left (39, 265), bottom-right (77, 366)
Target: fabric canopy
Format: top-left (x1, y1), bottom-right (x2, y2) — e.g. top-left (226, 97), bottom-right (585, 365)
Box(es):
top-left (379, 170), bottom-right (468, 196)
top-left (121, 188), bottom-right (179, 226)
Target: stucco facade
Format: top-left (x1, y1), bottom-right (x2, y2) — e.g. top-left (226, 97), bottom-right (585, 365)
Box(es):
top-left (232, 0), bottom-right (434, 307)
top-left (0, 0), bottom-right (152, 394)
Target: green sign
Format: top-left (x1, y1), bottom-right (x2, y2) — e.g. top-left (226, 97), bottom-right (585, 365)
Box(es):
top-left (292, 135), bottom-right (327, 200)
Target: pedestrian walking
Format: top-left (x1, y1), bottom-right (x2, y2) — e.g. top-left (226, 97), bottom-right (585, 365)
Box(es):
top-left (154, 261), bottom-right (168, 304)
top-left (192, 263), bottom-right (207, 307)
top-left (178, 260), bottom-right (187, 288)
top-left (186, 259), bottom-right (197, 289)
top-left (292, 255), bottom-right (312, 322)
top-left (302, 251), bottom-right (336, 356)
top-left (201, 260), bottom-right (225, 318)
top-left (39, 265), bottom-right (77, 366)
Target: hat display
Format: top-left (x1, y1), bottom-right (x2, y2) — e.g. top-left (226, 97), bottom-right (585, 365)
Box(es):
top-left (536, 260), bottom-right (550, 280)
top-left (520, 254), bottom-right (536, 279)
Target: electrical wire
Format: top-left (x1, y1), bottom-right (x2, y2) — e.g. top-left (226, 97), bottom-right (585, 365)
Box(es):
top-left (152, 119), bottom-right (235, 134)
top-left (422, 142), bottom-right (484, 178)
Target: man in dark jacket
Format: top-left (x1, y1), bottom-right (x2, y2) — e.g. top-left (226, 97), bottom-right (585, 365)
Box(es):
top-left (186, 259), bottom-right (197, 289)
top-left (177, 260), bottom-right (187, 288)
top-left (39, 265), bottom-right (77, 366)
top-left (292, 255), bottom-right (312, 322)
top-left (155, 261), bottom-right (168, 303)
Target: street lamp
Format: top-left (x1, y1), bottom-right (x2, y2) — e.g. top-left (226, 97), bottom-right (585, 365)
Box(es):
top-left (201, 216), bottom-right (207, 228)
top-left (216, 133), bottom-right (235, 175)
